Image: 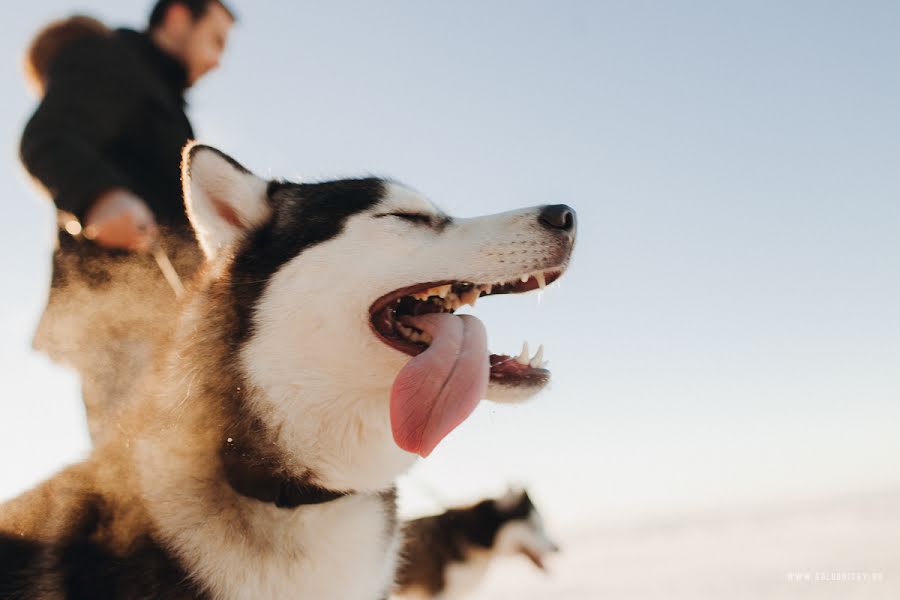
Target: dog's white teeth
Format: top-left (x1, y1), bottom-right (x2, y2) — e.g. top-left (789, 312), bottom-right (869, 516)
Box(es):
top-left (535, 271), bottom-right (546, 290)
top-left (483, 284), bottom-right (493, 295)
top-left (462, 288), bottom-right (480, 307)
top-left (529, 345), bottom-right (544, 368)
top-left (515, 341), bottom-right (530, 365)
top-left (412, 285), bottom-right (454, 301)
top-left (438, 292), bottom-right (454, 310)
top-left (405, 329), bottom-right (432, 344)
top-left (520, 274), bottom-right (531, 283)
top-left (396, 322), bottom-right (433, 344)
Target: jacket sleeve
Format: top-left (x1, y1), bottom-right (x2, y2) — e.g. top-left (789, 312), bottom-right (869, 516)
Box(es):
top-left (20, 35), bottom-right (140, 220)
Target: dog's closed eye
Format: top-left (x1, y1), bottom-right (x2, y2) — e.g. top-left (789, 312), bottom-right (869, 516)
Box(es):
top-left (376, 212), bottom-right (449, 229)
top-left (388, 213), bottom-right (433, 226)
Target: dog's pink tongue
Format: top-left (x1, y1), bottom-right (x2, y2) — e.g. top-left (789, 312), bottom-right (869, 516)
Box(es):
top-left (390, 313), bottom-right (489, 457)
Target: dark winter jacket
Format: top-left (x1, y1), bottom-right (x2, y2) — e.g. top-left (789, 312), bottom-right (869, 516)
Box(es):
top-left (21, 18), bottom-right (195, 232)
top-left (21, 17), bottom-right (202, 363)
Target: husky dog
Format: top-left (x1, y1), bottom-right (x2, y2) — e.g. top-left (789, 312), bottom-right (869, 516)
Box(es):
top-left (0, 143), bottom-right (576, 599)
top-left (394, 489), bottom-right (558, 599)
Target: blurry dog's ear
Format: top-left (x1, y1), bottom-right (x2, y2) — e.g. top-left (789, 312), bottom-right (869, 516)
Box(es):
top-left (182, 142), bottom-right (270, 259)
top-left (496, 486), bottom-right (527, 512)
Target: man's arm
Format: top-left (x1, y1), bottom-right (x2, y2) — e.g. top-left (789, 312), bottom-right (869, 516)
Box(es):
top-left (20, 34), bottom-right (139, 221)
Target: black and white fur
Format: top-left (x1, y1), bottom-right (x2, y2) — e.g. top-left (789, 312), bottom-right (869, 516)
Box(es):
top-left (394, 489), bottom-right (559, 599)
top-left (0, 144), bottom-right (575, 599)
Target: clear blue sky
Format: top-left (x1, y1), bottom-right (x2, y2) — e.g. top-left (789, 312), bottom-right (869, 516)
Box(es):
top-left (0, 1), bottom-right (898, 527)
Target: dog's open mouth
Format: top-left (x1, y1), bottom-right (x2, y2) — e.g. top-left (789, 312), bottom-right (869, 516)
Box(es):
top-left (370, 266), bottom-right (566, 457)
top-left (370, 268), bottom-right (564, 384)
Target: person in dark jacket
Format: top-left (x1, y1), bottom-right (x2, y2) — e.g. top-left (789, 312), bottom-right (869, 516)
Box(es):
top-left (20, 0), bottom-right (235, 442)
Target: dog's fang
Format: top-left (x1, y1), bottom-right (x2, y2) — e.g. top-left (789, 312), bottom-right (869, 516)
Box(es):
top-left (535, 272), bottom-right (546, 290)
top-left (515, 341), bottom-right (530, 365)
top-left (529, 345), bottom-right (544, 368)
top-left (462, 288), bottom-right (480, 307)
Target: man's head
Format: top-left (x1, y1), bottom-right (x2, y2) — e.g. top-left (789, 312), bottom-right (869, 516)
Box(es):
top-left (148, 0), bottom-right (235, 86)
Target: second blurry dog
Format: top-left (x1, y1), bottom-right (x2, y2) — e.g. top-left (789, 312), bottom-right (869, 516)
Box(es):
top-left (395, 489), bottom-right (559, 599)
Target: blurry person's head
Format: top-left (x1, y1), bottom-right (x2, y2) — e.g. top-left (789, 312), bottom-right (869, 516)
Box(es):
top-left (148, 0), bottom-right (235, 86)
top-left (25, 16), bottom-right (110, 96)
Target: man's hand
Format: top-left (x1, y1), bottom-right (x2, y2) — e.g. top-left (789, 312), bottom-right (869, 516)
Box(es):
top-left (83, 189), bottom-right (158, 252)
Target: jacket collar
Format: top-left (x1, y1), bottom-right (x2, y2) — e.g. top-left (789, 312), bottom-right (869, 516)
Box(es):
top-left (117, 28), bottom-right (189, 100)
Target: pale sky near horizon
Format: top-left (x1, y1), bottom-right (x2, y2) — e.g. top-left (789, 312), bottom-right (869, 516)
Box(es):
top-left (0, 0), bottom-right (898, 538)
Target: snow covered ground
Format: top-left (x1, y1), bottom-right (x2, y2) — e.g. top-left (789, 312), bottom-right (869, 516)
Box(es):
top-left (471, 489), bottom-right (900, 599)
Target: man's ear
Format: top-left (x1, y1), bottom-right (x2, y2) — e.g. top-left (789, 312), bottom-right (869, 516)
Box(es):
top-left (181, 142), bottom-right (270, 259)
top-left (163, 3), bottom-right (194, 36)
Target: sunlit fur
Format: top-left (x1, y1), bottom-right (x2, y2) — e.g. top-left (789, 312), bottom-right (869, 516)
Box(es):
top-left (0, 144), bottom-right (571, 599)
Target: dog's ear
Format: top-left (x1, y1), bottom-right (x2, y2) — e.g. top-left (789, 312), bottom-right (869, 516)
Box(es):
top-left (496, 486), bottom-right (527, 513)
top-left (181, 142), bottom-right (270, 259)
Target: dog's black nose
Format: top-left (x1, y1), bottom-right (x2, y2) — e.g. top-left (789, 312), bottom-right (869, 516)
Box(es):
top-left (539, 204), bottom-right (576, 232)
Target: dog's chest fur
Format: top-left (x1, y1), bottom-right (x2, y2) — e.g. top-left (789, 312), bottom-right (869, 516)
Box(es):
top-left (135, 429), bottom-right (401, 600)
top-left (176, 494), bottom-right (400, 600)
top-left (0, 479), bottom-right (399, 600)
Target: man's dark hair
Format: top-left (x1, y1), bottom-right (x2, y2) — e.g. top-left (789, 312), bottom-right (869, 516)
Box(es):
top-left (148, 0), bottom-right (236, 30)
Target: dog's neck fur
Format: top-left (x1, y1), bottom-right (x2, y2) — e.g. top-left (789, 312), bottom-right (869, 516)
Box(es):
top-left (130, 272), bottom-right (401, 492)
top-left (120, 278), bottom-right (402, 599)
